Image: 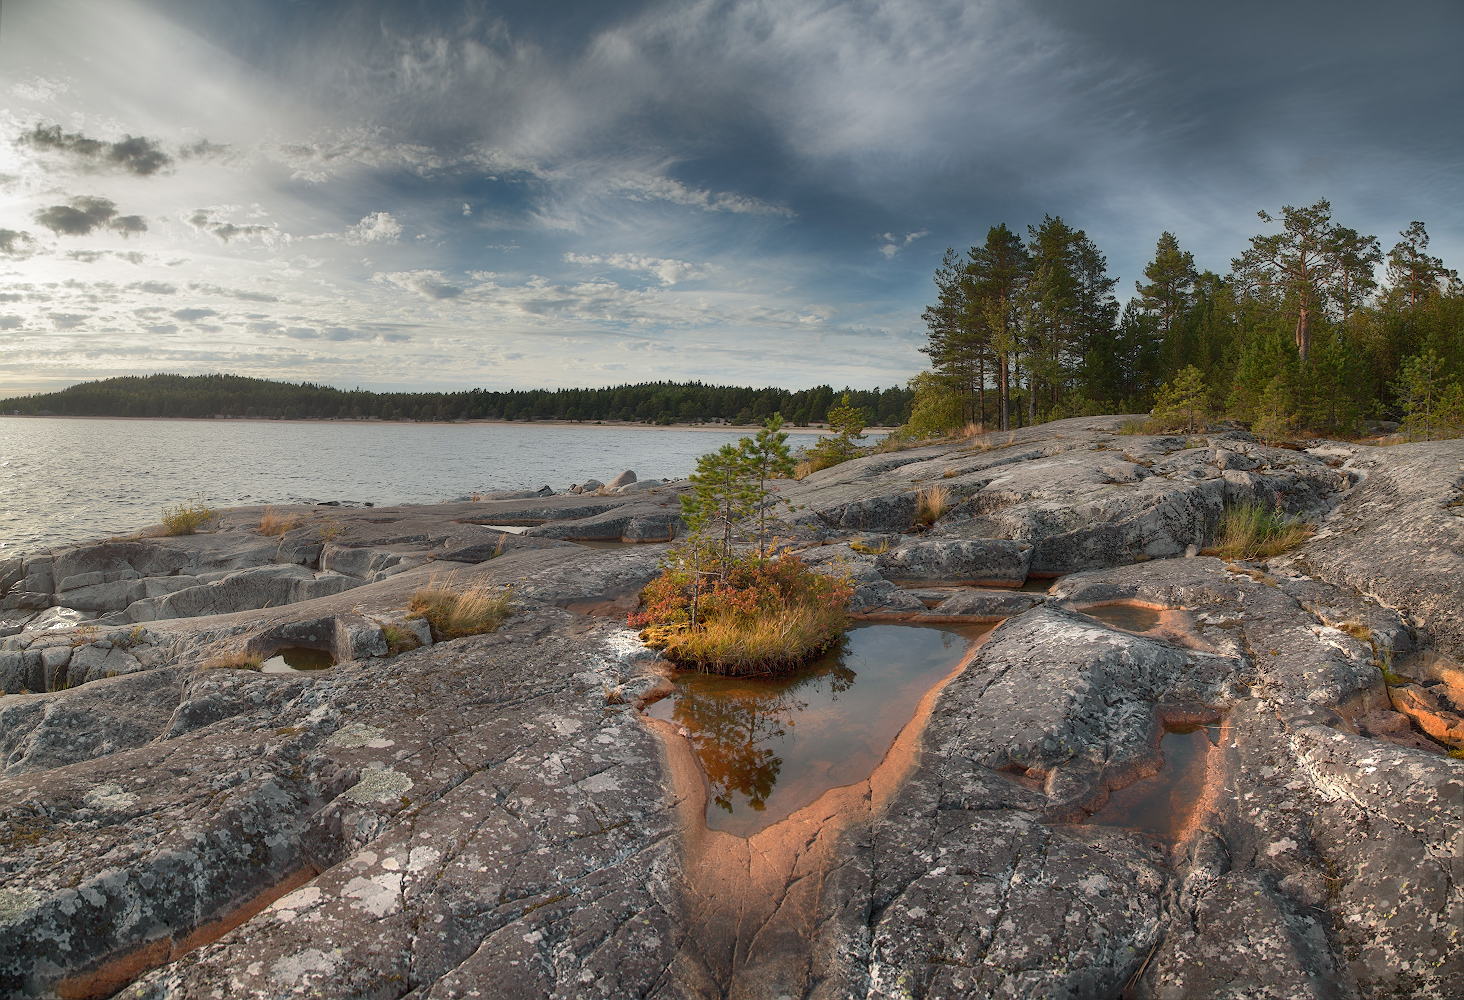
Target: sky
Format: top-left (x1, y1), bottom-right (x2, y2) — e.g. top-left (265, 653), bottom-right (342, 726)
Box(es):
top-left (0, 0), bottom-right (1460, 395)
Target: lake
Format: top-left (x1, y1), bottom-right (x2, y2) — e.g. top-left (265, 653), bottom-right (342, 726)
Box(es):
top-left (0, 417), bottom-right (844, 554)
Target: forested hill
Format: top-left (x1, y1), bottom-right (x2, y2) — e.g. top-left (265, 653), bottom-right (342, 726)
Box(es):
top-left (0, 374), bottom-right (913, 427)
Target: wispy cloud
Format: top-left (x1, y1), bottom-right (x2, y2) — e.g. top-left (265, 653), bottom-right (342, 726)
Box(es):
top-left (562, 252), bottom-right (711, 285)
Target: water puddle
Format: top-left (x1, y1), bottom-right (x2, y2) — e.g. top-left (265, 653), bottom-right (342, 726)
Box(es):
top-left (1084, 602), bottom-right (1161, 633)
top-left (1086, 723), bottom-right (1218, 839)
top-left (481, 524), bottom-right (530, 534)
top-left (645, 623), bottom-right (986, 837)
top-left (261, 646), bottom-right (335, 673)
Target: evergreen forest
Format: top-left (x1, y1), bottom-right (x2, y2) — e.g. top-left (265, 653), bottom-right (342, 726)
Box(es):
top-left (0, 374), bottom-right (912, 428)
top-left (914, 200), bottom-right (1464, 439)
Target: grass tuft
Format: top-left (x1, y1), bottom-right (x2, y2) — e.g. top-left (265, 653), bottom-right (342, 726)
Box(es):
top-left (1212, 502), bottom-right (1313, 561)
top-left (318, 518), bottom-right (345, 542)
top-left (202, 650), bottom-right (263, 671)
top-left (381, 624), bottom-right (423, 656)
top-left (849, 538), bottom-right (890, 555)
top-left (916, 484), bottom-right (952, 526)
top-left (408, 581), bottom-right (514, 640)
top-left (258, 506), bottom-right (304, 536)
top-left (642, 604), bottom-right (848, 676)
top-left (161, 494), bottom-right (218, 536)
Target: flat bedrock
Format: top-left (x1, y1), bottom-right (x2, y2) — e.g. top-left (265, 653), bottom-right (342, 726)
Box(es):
top-left (0, 415), bottom-right (1459, 1000)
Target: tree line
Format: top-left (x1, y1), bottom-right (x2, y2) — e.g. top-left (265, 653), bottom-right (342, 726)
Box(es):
top-left (915, 201), bottom-right (1463, 437)
top-left (0, 373), bottom-right (913, 427)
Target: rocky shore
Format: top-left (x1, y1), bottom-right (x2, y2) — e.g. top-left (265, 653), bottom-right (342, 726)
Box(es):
top-left (1, 415), bottom-right (1461, 999)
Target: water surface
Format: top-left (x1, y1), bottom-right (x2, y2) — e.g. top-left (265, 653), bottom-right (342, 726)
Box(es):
top-left (646, 624), bottom-right (983, 837)
top-left (1086, 724), bottom-right (1218, 839)
top-left (0, 417), bottom-right (828, 553)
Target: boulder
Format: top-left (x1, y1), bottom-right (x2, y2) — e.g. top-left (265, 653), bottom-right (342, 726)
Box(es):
top-left (1388, 683), bottom-right (1464, 747)
top-left (877, 538), bottom-right (1033, 586)
top-left (68, 644), bottom-right (144, 686)
top-left (606, 470), bottom-right (637, 489)
top-left (928, 588), bottom-right (1045, 619)
top-left (55, 579), bottom-right (146, 613)
top-left (579, 478), bottom-right (605, 493)
top-left (0, 556), bottom-right (22, 595)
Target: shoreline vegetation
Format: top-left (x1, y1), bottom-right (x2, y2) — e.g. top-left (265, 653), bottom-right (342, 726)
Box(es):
top-left (0, 373), bottom-right (912, 428)
top-left (908, 201), bottom-right (1464, 443)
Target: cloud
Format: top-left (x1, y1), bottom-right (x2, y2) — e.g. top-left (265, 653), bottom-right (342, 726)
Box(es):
top-left (0, 230), bottom-right (38, 258)
top-left (562, 252), bottom-right (711, 285)
top-left (615, 174), bottom-right (794, 217)
top-left (187, 208), bottom-right (285, 246)
top-left (0, 316), bottom-right (23, 329)
top-left (34, 196), bottom-right (148, 237)
top-left (11, 78), bottom-right (69, 102)
top-left (878, 230), bottom-right (932, 259)
top-left (269, 127), bottom-right (448, 182)
top-left (22, 123), bottom-right (173, 176)
top-left (130, 281), bottom-right (177, 295)
top-left (462, 203), bottom-right (472, 217)
top-left (50, 313), bottom-right (89, 330)
top-left (343, 212), bottom-right (402, 245)
top-left (172, 308), bottom-right (217, 322)
top-left (371, 270), bottom-right (464, 299)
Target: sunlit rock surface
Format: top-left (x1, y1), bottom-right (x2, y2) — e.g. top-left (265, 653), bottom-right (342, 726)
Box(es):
top-left (0, 415), bottom-right (1460, 999)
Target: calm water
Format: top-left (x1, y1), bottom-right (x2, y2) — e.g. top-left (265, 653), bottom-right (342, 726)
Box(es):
top-left (0, 417), bottom-right (831, 554)
top-left (1086, 724), bottom-right (1218, 839)
top-left (646, 624), bottom-right (983, 837)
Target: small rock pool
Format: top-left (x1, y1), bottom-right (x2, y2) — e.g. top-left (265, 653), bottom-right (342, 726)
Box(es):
top-left (1087, 723), bottom-right (1219, 839)
top-left (261, 646), bottom-right (336, 673)
top-left (645, 623), bottom-right (987, 837)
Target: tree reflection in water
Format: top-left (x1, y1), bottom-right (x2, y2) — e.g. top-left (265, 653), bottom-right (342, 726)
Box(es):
top-left (671, 640), bottom-right (856, 816)
top-left (651, 623), bottom-right (982, 836)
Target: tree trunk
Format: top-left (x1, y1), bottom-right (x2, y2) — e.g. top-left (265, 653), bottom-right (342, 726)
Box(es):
top-left (1294, 301), bottom-right (1311, 361)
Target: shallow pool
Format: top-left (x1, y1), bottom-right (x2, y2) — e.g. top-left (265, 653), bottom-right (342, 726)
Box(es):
top-left (645, 623), bottom-right (985, 837)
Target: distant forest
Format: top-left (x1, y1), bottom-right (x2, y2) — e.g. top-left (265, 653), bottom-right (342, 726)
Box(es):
top-left (916, 200), bottom-right (1464, 436)
top-left (0, 374), bottom-right (914, 427)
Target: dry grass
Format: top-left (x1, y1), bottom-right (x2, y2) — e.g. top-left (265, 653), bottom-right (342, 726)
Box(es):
top-left (1211, 503), bottom-right (1313, 561)
top-left (794, 452), bottom-right (843, 479)
top-left (642, 602), bottom-right (848, 676)
top-left (161, 495), bottom-right (219, 536)
top-left (257, 506), bottom-right (305, 536)
top-left (849, 538), bottom-right (891, 555)
top-left (408, 581), bottom-right (514, 640)
top-left (1119, 417), bottom-right (1158, 436)
top-left (202, 650), bottom-right (264, 671)
top-left (916, 484), bottom-right (953, 526)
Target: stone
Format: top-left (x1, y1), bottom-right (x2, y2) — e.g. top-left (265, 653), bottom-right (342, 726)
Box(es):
top-left (927, 587), bottom-right (1045, 619)
top-left (579, 478), bottom-right (605, 493)
top-left (1388, 683), bottom-right (1464, 747)
top-left (606, 469), bottom-right (637, 489)
top-left (877, 537), bottom-right (1033, 586)
top-left (54, 578), bottom-right (146, 612)
top-left (68, 644), bottom-right (144, 686)
top-left (0, 556), bottom-right (23, 595)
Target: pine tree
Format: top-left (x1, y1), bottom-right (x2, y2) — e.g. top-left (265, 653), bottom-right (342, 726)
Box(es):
top-left (741, 414), bottom-right (796, 560)
top-left (1136, 232), bottom-right (1198, 344)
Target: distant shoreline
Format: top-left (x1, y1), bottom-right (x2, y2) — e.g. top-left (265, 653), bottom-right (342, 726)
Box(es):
top-left (0, 413), bottom-right (891, 435)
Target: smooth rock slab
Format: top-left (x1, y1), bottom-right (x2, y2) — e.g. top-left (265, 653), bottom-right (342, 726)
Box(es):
top-left (877, 538), bottom-right (1033, 586)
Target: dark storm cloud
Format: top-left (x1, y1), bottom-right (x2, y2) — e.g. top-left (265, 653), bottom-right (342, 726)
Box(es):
top-left (22, 123), bottom-right (174, 176)
top-left (34, 197), bottom-right (148, 237)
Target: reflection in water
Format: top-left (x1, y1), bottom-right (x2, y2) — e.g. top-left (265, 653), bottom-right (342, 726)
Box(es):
top-left (260, 646), bottom-right (335, 673)
top-left (1084, 602), bottom-right (1161, 633)
top-left (1087, 724), bottom-right (1218, 839)
top-left (647, 624), bottom-right (980, 837)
